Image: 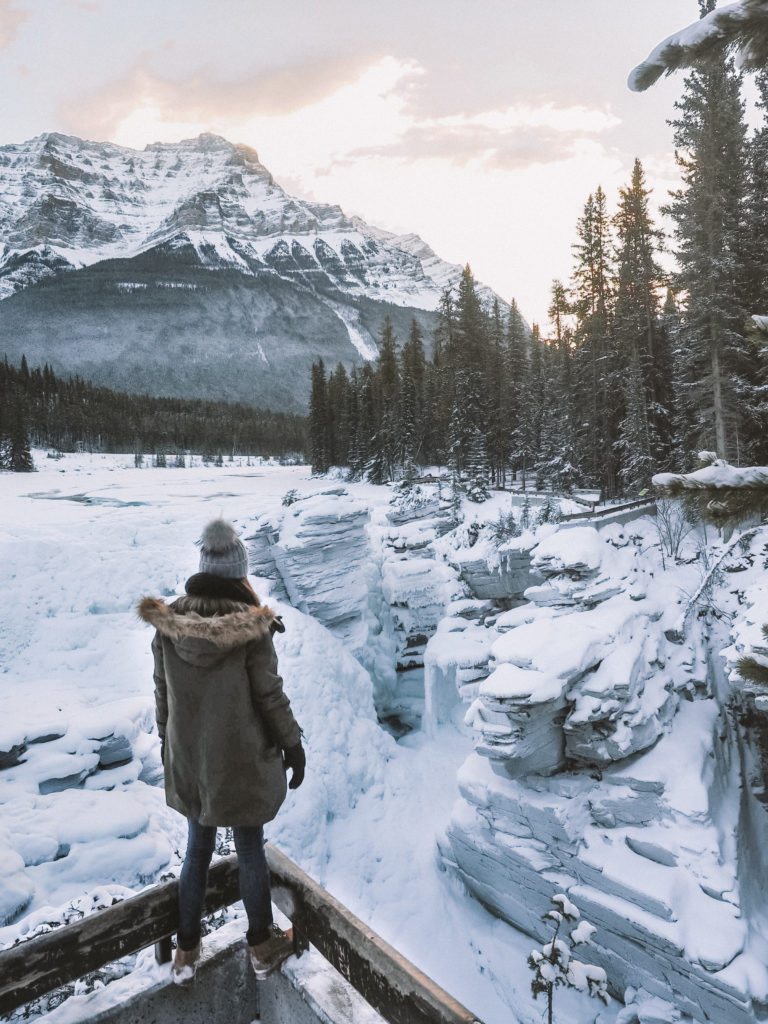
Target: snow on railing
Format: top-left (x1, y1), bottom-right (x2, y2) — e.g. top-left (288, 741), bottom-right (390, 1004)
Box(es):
top-left (0, 845), bottom-right (483, 1024)
top-left (559, 497), bottom-right (657, 523)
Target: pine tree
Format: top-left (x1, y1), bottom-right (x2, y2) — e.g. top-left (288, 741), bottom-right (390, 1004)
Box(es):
top-left (370, 316), bottom-right (400, 481)
top-left (666, 0), bottom-right (749, 462)
top-left (537, 283), bottom-right (579, 493)
top-left (465, 423), bottom-right (490, 501)
top-left (327, 363), bottom-right (350, 467)
top-left (452, 266), bottom-right (488, 474)
top-left (617, 354), bottom-right (656, 493)
top-left (487, 298), bottom-right (508, 486)
top-left (571, 187), bottom-right (618, 495)
top-left (613, 158), bottom-right (671, 480)
top-left (309, 359), bottom-right (329, 474)
top-left (518, 324), bottom-right (545, 490)
top-left (741, 70), bottom-right (768, 462)
top-left (7, 395), bottom-right (34, 472)
top-left (399, 319), bottom-right (426, 478)
top-left (505, 299), bottom-right (529, 485)
top-left (426, 289), bottom-right (456, 465)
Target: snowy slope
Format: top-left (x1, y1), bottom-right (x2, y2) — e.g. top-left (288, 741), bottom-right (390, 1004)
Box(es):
top-left (0, 133), bottom-right (508, 409)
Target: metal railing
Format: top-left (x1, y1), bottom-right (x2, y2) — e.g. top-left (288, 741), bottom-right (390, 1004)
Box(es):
top-left (0, 845), bottom-right (483, 1024)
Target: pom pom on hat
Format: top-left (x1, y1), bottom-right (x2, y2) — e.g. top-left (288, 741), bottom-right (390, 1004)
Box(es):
top-left (197, 518), bottom-right (249, 578)
top-left (200, 518), bottom-right (240, 552)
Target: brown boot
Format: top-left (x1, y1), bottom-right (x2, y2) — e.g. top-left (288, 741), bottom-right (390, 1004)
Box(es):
top-left (248, 924), bottom-right (294, 979)
top-left (172, 940), bottom-right (201, 985)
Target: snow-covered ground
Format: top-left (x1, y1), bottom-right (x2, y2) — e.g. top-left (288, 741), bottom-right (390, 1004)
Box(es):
top-left (0, 453), bottom-right (620, 1024)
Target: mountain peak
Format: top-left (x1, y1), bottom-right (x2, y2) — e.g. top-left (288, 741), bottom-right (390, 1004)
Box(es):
top-left (144, 132), bottom-right (235, 152)
top-left (0, 129), bottom-right (512, 412)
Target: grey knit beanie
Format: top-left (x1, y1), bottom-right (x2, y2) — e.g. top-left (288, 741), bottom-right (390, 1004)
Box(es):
top-left (198, 519), bottom-right (249, 579)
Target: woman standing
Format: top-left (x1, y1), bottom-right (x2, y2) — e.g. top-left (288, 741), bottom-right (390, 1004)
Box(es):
top-left (138, 519), bottom-right (305, 983)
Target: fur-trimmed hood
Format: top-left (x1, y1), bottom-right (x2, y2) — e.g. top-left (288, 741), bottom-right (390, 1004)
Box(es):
top-left (137, 595), bottom-right (276, 651)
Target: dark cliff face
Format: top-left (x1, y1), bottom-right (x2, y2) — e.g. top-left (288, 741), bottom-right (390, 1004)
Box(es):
top-left (0, 132), bottom-right (503, 409)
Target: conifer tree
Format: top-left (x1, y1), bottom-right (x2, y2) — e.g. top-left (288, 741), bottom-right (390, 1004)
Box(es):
top-left (537, 283), bottom-right (579, 493)
top-left (741, 71), bottom-right (768, 462)
top-left (613, 158), bottom-right (672, 480)
top-left (487, 298), bottom-right (508, 486)
top-left (7, 395), bottom-right (35, 472)
top-left (426, 289), bottom-right (456, 465)
top-left (399, 319), bottom-right (426, 478)
top-left (618, 353), bottom-right (655, 493)
top-left (371, 316), bottom-right (400, 481)
top-left (327, 363), bottom-right (350, 467)
top-left (518, 324), bottom-right (545, 490)
top-left (309, 359), bottom-right (329, 474)
top-left (572, 187), bottom-right (617, 495)
top-left (505, 299), bottom-right (529, 484)
top-left (452, 266), bottom-right (488, 472)
top-left (666, 0), bottom-right (749, 462)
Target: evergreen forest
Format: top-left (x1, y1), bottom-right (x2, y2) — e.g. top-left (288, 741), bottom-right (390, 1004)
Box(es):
top-left (0, 357), bottom-right (306, 471)
top-left (309, 44), bottom-right (768, 500)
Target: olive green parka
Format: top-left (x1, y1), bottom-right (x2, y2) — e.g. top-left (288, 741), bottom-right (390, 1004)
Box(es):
top-left (138, 594), bottom-right (301, 827)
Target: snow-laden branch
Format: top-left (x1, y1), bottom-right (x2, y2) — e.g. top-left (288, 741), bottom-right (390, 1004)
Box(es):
top-left (679, 526), bottom-right (762, 633)
top-left (629, 0), bottom-right (768, 92)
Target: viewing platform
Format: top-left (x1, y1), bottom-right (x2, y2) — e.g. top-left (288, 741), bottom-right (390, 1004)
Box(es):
top-left (0, 845), bottom-right (483, 1024)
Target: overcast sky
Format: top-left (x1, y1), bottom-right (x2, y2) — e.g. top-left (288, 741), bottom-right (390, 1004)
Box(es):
top-left (0, 0), bottom-right (744, 324)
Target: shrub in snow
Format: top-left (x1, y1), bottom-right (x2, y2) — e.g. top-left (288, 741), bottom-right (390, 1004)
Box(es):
top-left (654, 498), bottom-right (695, 567)
top-left (528, 893), bottom-right (608, 1023)
top-left (466, 477), bottom-right (490, 503)
top-left (519, 494), bottom-right (532, 531)
top-left (536, 495), bottom-right (562, 526)
top-left (491, 508), bottom-right (520, 542)
top-left (282, 488), bottom-right (300, 506)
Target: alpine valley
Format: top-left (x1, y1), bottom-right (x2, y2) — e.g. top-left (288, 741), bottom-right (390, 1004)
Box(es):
top-left (0, 132), bottom-right (502, 411)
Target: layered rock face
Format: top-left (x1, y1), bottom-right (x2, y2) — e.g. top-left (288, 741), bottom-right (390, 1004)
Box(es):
top-left (374, 486), bottom-right (464, 725)
top-left (0, 132), bottom-right (508, 410)
top-left (247, 489), bottom-right (370, 650)
top-left (449, 544), bottom-right (541, 602)
top-left (441, 524), bottom-right (766, 1023)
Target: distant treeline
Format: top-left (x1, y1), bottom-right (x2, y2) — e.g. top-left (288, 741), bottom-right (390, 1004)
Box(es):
top-left (0, 356), bottom-right (307, 461)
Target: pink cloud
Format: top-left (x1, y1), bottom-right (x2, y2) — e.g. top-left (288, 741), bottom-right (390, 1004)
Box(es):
top-left (59, 52), bottom-right (381, 141)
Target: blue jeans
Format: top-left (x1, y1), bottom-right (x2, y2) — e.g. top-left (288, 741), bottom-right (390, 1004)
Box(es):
top-left (177, 819), bottom-right (273, 951)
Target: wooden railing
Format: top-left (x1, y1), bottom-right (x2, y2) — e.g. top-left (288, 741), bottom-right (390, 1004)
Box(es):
top-left (559, 496), bottom-right (656, 523)
top-left (0, 845), bottom-right (483, 1024)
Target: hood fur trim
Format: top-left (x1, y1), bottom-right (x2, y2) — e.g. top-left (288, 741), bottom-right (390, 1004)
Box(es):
top-left (137, 596), bottom-right (276, 647)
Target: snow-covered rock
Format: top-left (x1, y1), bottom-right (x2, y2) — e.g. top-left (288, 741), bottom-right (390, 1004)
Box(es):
top-left (450, 544), bottom-right (540, 602)
top-left (443, 522), bottom-right (768, 1023)
top-left (248, 489), bottom-right (371, 649)
top-left (447, 703), bottom-right (756, 1023)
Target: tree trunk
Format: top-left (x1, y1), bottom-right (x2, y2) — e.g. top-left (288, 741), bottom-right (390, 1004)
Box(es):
top-left (710, 316), bottom-right (728, 458)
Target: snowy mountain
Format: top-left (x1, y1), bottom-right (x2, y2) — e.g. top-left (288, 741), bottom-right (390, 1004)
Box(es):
top-left (0, 132), bottom-right (504, 411)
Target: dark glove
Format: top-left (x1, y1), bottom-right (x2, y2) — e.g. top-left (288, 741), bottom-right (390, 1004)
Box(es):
top-left (160, 738), bottom-right (165, 766)
top-left (283, 742), bottom-right (305, 790)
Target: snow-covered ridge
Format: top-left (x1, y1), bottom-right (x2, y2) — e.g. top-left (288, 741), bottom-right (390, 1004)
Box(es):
top-left (0, 132), bottom-right (499, 309)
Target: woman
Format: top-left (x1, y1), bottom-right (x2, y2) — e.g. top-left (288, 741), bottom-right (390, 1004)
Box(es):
top-left (138, 518), bottom-right (305, 984)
